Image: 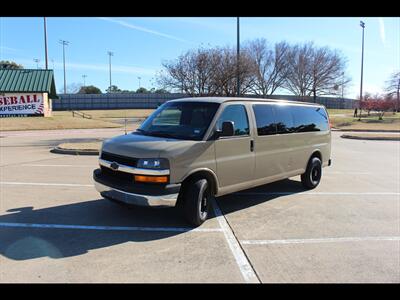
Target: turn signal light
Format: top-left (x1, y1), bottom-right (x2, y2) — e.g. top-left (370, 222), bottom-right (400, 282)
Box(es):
top-left (134, 175), bottom-right (168, 183)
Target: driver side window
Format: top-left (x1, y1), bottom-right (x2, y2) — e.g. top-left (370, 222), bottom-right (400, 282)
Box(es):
top-left (217, 104), bottom-right (249, 136)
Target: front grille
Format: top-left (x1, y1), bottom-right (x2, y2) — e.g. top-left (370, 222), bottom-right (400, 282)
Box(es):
top-left (100, 151), bottom-right (138, 168)
top-left (100, 166), bottom-right (133, 184)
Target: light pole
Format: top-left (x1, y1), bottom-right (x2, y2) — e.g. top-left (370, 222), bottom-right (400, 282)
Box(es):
top-left (138, 77), bottom-right (141, 89)
top-left (43, 17), bottom-right (48, 69)
top-left (33, 58), bottom-right (40, 69)
top-left (82, 75), bottom-right (87, 87)
top-left (59, 40), bottom-right (69, 94)
top-left (236, 17), bottom-right (240, 97)
top-left (107, 51), bottom-right (114, 92)
top-left (359, 21), bottom-right (365, 119)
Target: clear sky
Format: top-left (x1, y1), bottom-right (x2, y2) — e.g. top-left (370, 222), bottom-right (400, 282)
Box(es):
top-left (1, 17), bottom-right (399, 98)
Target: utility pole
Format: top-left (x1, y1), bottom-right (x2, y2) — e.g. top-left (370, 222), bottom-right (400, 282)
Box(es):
top-left (33, 58), bottom-right (40, 69)
top-left (359, 21), bottom-right (365, 120)
top-left (43, 17), bottom-right (48, 69)
top-left (82, 75), bottom-right (87, 87)
top-left (59, 40), bottom-right (69, 94)
top-left (236, 17), bottom-right (240, 97)
top-left (107, 51), bottom-right (114, 92)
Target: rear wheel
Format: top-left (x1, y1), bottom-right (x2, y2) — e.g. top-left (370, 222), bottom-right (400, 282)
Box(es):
top-left (301, 157), bottom-right (322, 189)
top-left (182, 178), bottom-right (211, 227)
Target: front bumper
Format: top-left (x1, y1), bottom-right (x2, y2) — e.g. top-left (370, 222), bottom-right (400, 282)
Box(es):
top-left (93, 169), bottom-right (180, 207)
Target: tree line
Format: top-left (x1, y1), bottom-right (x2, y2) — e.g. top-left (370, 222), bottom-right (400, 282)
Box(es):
top-left (156, 39), bottom-right (352, 102)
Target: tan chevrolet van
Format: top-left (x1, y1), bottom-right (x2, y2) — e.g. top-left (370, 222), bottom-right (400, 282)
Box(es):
top-left (93, 97), bottom-right (331, 226)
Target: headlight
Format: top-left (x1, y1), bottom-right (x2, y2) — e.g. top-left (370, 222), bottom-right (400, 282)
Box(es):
top-left (136, 158), bottom-right (169, 170)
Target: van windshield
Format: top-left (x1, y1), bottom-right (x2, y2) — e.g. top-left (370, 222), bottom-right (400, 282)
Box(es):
top-left (136, 101), bottom-right (220, 141)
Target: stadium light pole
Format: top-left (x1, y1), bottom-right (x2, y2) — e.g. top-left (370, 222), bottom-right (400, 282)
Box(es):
top-left (138, 77), bottom-right (141, 89)
top-left (236, 17), bottom-right (240, 97)
top-left (43, 17), bottom-right (48, 69)
top-left (82, 74), bottom-right (87, 87)
top-left (33, 58), bottom-right (40, 69)
top-left (59, 40), bottom-right (69, 94)
top-left (107, 51), bottom-right (114, 92)
top-left (358, 21), bottom-right (365, 120)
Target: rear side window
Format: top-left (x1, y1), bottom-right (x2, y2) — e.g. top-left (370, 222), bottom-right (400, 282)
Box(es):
top-left (217, 104), bottom-right (250, 136)
top-left (274, 105), bottom-right (295, 134)
top-left (253, 104), bottom-right (277, 136)
top-left (292, 105), bottom-right (329, 132)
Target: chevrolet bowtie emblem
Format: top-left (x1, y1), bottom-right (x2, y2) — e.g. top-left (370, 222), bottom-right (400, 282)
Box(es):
top-left (110, 162), bottom-right (119, 170)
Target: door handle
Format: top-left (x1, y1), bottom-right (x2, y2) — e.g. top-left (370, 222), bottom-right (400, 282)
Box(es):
top-left (250, 140), bottom-right (254, 152)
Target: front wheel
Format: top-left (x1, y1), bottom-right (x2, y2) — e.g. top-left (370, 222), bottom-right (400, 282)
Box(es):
top-left (301, 157), bottom-right (322, 189)
top-left (182, 178), bottom-right (211, 227)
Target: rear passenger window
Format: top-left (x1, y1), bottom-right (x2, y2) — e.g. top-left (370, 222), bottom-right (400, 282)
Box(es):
top-left (217, 104), bottom-right (249, 136)
top-left (253, 104), bottom-right (277, 136)
top-left (311, 107), bottom-right (329, 131)
top-left (292, 105), bottom-right (329, 132)
top-left (274, 105), bottom-right (295, 134)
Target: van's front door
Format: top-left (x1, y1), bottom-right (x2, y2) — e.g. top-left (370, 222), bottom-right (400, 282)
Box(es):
top-left (214, 104), bottom-right (255, 193)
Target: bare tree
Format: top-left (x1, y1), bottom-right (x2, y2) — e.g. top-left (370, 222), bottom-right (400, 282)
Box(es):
top-left (283, 42), bottom-right (350, 102)
top-left (212, 46), bottom-right (255, 96)
top-left (283, 42), bottom-right (314, 98)
top-left (384, 71), bottom-right (400, 111)
top-left (158, 46), bottom-right (254, 96)
top-left (157, 48), bottom-right (220, 96)
top-left (309, 47), bottom-right (350, 102)
top-left (158, 41), bottom-right (351, 100)
top-left (246, 39), bottom-right (290, 96)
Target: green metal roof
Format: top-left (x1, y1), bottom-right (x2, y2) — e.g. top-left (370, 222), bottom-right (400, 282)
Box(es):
top-left (0, 69), bottom-right (58, 99)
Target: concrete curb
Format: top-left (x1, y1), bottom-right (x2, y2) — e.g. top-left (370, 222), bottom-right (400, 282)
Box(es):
top-left (340, 134), bottom-right (400, 141)
top-left (333, 128), bottom-right (400, 133)
top-left (50, 147), bottom-right (99, 156)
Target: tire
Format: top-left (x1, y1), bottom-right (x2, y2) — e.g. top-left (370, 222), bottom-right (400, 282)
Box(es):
top-left (182, 178), bottom-right (211, 227)
top-left (301, 157), bottom-right (322, 189)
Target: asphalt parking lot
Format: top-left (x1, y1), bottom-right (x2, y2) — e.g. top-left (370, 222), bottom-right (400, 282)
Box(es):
top-left (0, 128), bottom-right (399, 283)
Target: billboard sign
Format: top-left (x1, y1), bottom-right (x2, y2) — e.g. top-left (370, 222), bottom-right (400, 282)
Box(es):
top-left (0, 93), bottom-right (44, 117)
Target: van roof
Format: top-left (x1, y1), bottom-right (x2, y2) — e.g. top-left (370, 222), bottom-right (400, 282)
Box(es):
top-left (169, 97), bottom-right (325, 107)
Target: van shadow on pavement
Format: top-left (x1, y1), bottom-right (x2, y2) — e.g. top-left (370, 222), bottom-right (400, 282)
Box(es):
top-left (0, 178), bottom-right (304, 261)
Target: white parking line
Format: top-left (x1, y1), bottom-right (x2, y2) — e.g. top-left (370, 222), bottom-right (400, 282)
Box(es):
top-left (237, 192), bottom-right (400, 196)
top-left (2, 182), bottom-right (399, 196)
top-left (0, 222), bottom-right (223, 233)
top-left (241, 236), bottom-right (400, 245)
top-left (0, 182), bottom-right (93, 187)
top-left (21, 164), bottom-right (95, 168)
top-left (326, 171), bottom-right (371, 175)
top-left (211, 198), bottom-right (260, 283)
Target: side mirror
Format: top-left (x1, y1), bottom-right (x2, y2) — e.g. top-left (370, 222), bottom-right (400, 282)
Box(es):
top-left (218, 121), bottom-right (234, 137)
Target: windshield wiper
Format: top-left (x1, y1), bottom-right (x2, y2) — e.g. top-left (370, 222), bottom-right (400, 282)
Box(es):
top-left (135, 128), bottom-right (147, 135)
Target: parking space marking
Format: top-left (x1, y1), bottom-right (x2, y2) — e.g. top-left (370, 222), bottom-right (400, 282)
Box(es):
top-left (0, 222), bottom-right (223, 233)
top-left (211, 198), bottom-right (260, 283)
top-left (0, 182), bottom-right (93, 187)
top-left (237, 192), bottom-right (400, 196)
top-left (21, 164), bottom-right (95, 168)
top-left (241, 236), bottom-right (400, 245)
top-left (325, 171), bottom-right (371, 175)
